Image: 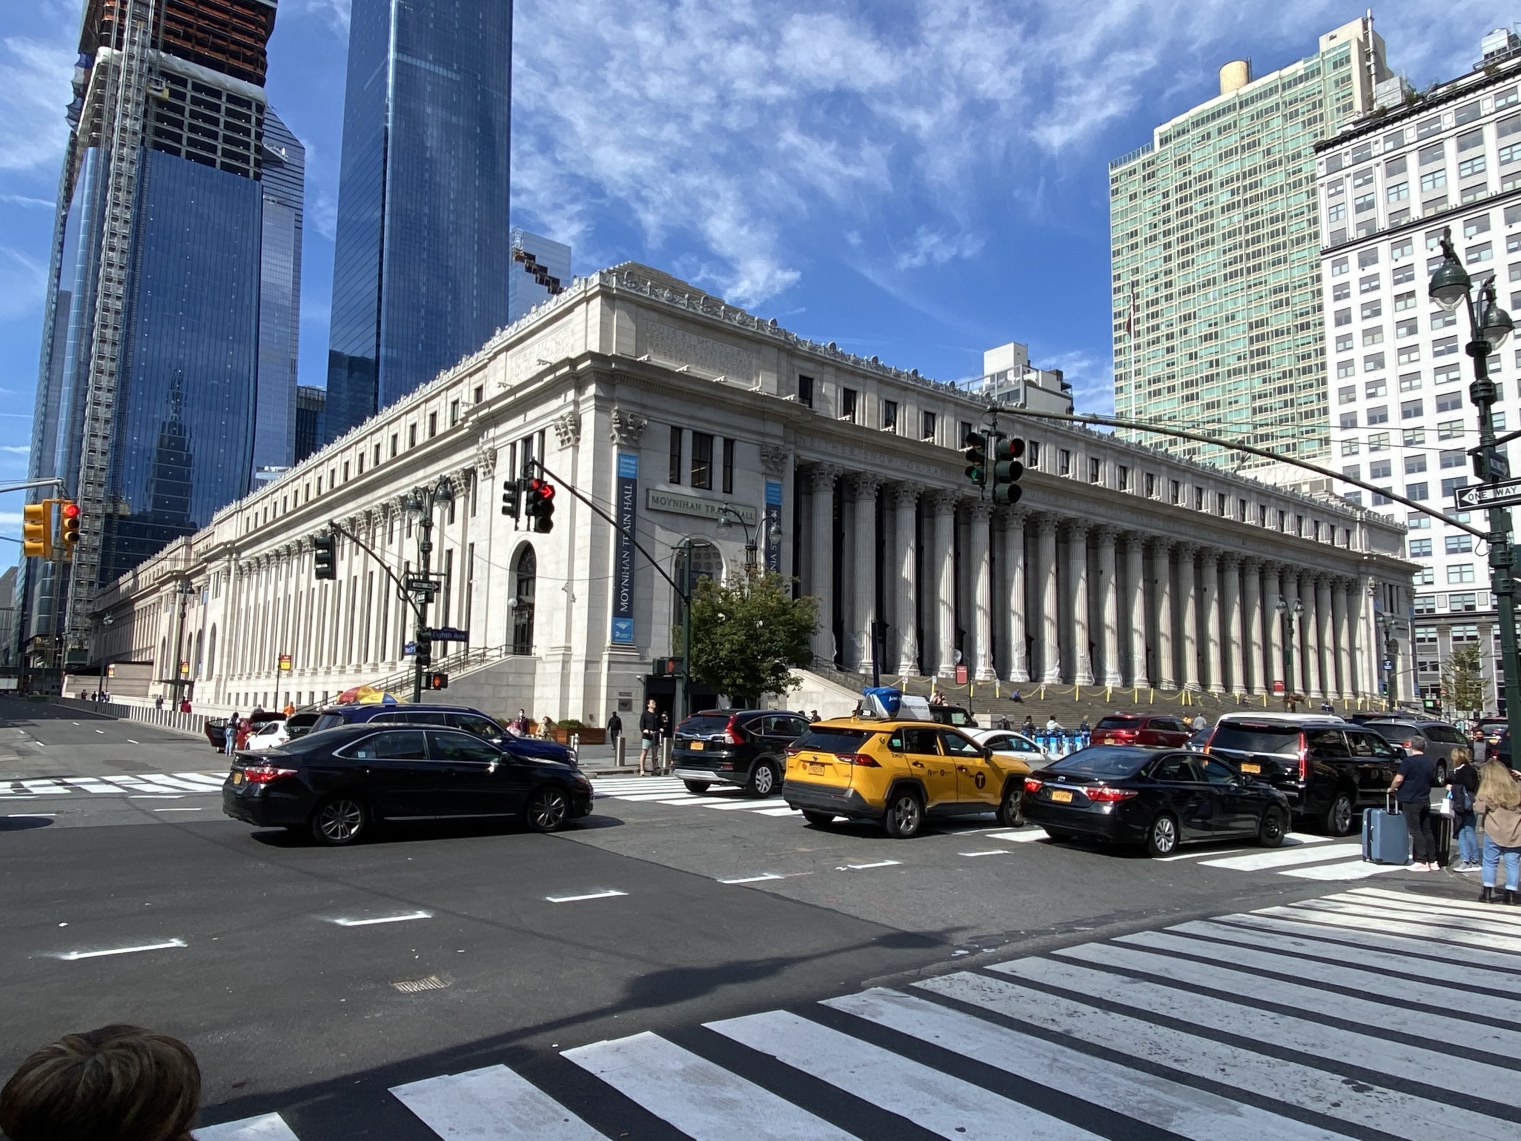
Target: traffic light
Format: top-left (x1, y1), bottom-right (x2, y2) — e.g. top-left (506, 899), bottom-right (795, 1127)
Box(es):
top-left (428, 671), bottom-right (449, 691)
top-left (991, 437), bottom-right (1026, 505)
top-left (58, 501), bottom-right (81, 551)
top-left (313, 533), bottom-right (336, 580)
top-left (22, 501), bottom-right (51, 559)
top-left (523, 477), bottom-right (556, 533)
top-left (501, 479), bottom-right (521, 519)
top-left (415, 635), bottom-right (433, 667)
top-left (963, 431), bottom-right (990, 488)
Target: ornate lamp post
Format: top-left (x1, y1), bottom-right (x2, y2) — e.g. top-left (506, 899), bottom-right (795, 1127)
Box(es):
top-left (1429, 226), bottom-right (1521, 753)
top-left (403, 477), bottom-right (454, 702)
top-left (1275, 595), bottom-right (1302, 705)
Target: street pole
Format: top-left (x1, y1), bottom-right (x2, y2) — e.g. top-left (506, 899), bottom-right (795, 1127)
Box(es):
top-left (680, 538), bottom-right (692, 728)
top-left (1275, 596), bottom-right (1297, 706)
top-left (404, 477), bottom-right (453, 703)
top-left (1430, 227), bottom-right (1521, 764)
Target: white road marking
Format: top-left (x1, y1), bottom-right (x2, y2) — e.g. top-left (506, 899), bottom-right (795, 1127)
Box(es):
top-left (57, 939), bottom-right (187, 961)
top-left (987, 828), bottom-right (1048, 842)
top-left (1281, 860), bottom-right (1408, 880)
top-left (827, 987), bottom-right (1341, 1141)
top-left (155, 807), bottom-right (205, 813)
top-left (194, 1113), bottom-right (301, 1140)
top-left (391, 1063), bottom-right (602, 1139)
top-left (94, 729), bottom-right (104, 734)
top-left (960, 849), bottom-right (1012, 857)
top-left (564, 1031), bottom-right (856, 1141)
top-left (710, 1009), bottom-right (1102, 1140)
top-left (128, 795), bottom-right (182, 800)
top-left (329, 911), bottom-right (431, 927)
top-left (545, 890), bottom-right (627, 904)
top-left (1201, 842), bottom-right (1363, 871)
top-left (755, 806), bottom-right (797, 816)
top-left (718, 873), bottom-right (782, 884)
top-left (7, 812), bottom-right (57, 818)
top-left (703, 798), bottom-right (788, 810)
top-left (0, 794), bottom-right (39, 800)
top-left (838, 859), bottom-right (900, 870)
top-left (18, 780), bottom-right (70, 795)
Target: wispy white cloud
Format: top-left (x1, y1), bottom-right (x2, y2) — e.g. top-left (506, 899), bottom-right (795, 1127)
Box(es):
top-left (286, 0), bottom-right (351, 36)
top-left (0, 193), bottom-right (54, 210)
top-left (0, 511), bottom-right (23, 526)
top-left (0, 246), bottom-right (46, 322)
top-left (0, 445), bottom-right (29, 455)
top-left (0, 32), bottom-right (76, 175)
top-left (308, 187), bottom-right (338, 242)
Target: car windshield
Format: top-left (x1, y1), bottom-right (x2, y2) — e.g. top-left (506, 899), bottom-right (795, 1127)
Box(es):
top-left (1094, 716), bottom-right (1140, 730)
top-left (1210, 725), bottom-right (1301, 754)
top-left (679, 715), bottom-right (732, 736)
top-left (1368, 722), bottom-right (1419, 743)
top-left (1046, 749), bottom-right (1150, 778)
top-left (310, 713), bottom-right (346, 733)
top-left (794, 729), bottom-right (873, 755)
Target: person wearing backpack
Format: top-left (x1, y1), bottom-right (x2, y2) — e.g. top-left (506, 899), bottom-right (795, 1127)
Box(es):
top-left (1448, 747), bottom-right (1481, 872)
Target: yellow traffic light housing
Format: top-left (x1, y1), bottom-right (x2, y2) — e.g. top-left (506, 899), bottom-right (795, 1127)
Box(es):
top-left (22, 500), bottom-right (52, 559)
top-left (59, 500), bottom-right (82, 555)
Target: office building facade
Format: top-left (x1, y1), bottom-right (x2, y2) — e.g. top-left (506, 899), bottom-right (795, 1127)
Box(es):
top-left (324, 0), bottom-right (513, 442)
top-left (1321, 28), bottom-right (1521, 712)
top-left (23, 0), bottom-right (298, 653)
top-left (508, 228), bottom-right (571, 323)
top-left (1110, 18), bottom-right (1388, 472)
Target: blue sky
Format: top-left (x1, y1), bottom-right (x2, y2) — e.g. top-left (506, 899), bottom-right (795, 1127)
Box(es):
top-left (0, 0), bottom-right (1509, 544)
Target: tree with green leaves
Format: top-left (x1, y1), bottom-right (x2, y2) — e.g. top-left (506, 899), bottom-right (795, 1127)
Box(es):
top-left (677, 570), bottom-right (818, 705)
top-left (1441, 644), bottom-right (1487, 716)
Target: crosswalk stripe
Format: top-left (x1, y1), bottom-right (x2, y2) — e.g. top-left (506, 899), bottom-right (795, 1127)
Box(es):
top-left (1053, 940), bottom-right (1521, 1058)
top-left (1219, 910), bottom-right (1521, 974)
top-left (1280, 859), bottom-right (1407, 880)
top-left (1200, 841), bottom-right (1363, 871)
top-left (994, 951), bottom-right (1520, 1093)
top-left (987, 828), bottom-right (1047, 842)
top-left (709, 1008), bottom-right (1102, 1139)
top-left (754, 806), bottom-right (796, 816)
top-left (18, 779), bottom-right (70, 794)
top-left (917, 968), bottom-right (1515, 1140)
top-left (1118, 927), bottom-right (1521, 1024)
top-left (193, 1112), bottom-right (300, 1139)
top-left (390, 1063), bottom-right (601, 1139)
top-left (702, 798), bottom-right (787, 810)
top-left (824, 986), bottom-right (1347, 1141)
top-left (562, 1030), bottom-right (855, 1140)
top-left (1268, 900), bottom-right (1521, 955)
top-left (1344, 887), bottom-right (1521, 927)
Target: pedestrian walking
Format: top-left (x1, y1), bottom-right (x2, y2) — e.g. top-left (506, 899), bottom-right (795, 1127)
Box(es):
top-left (638, 699), bottom-right (660, 775)
top-left (154, 694), bottom-right (164, 711)
top-left (0, 1023), bottom-right (202, 1141)
top-left (511, 708), bottom-right (529, 734)
top-left (1389, 736), bottom-right (1438, 870)
top-left (607, 710), bottom-right (623, 752)
top-left (223, 711), bottom-right (239, 756)
top-left (1448, 747), bottom-right (1481, 872)
top-left (1476, 760), bottom-right (1521, 904)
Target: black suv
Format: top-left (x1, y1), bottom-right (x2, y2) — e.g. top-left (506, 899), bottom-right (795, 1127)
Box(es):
top-left (308, 703), bottom-right (577, 767)
top-left (1203, 715), bottom-right (1400, 835)
top-left (672, 709), bottom-right (811, 797)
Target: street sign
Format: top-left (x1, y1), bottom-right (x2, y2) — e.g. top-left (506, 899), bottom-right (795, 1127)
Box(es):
top-left (278, 653), bottom-right (292, 671)
top-left (1453, 478), bottom-right (1521, 510)
top-left (1491, 451), bottom-right (1511, 480)
top-left (1383, 659), bottom-right (1394, 671)
top-left (429, 627), bottom-right (469, 643)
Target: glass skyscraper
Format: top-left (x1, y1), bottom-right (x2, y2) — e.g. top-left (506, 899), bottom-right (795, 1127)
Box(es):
top-left (24, 0), bottom-right (299, 648)
top-left (508, 228), bottom-right (571, 323)
top-left (1109, 17), bottom-right (1388, 472)
top-left (325, 0), bottom-right (513, 441)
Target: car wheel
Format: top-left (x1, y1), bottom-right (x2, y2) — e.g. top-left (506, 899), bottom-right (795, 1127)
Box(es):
top-left (882, 790), bottom-right (924, 838)
top-left (1257, 807), bottom-right (1287, 848)
top-left (801, 810), bottom-right (834, 826)
top-left (1324, 792), bottom-right (1354, 837)
top-left (682, 779), bottom-right (713, 795)
top-left (997, 785), bottom-right (1025, 828)
top-left (746, 761), bottom-right (781, 798)
top-left (1145, 813), bottom-right (1179, 858)
top-left (310, 796), bottom-right (368, 846)
top-left (525, 786), bottom-right (570, 833)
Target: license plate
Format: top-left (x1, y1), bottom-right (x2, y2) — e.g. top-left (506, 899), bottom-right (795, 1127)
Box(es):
top-left (1050, 789), bottom-right (1073, 803)
top-left (690, 741), bottom-right (704, 751)
top-left (231, 771), bottom-right (244, 785)
top-left (807, 761), bottom-right (824, 774)
top-left (1239, 762), bottom-right (1260, 774)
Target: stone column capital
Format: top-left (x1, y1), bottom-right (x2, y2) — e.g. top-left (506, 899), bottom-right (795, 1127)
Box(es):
top-left (848, 471), bottom-right (883, 498)
top-left (1198, 547), bottom-right (1221, 569)
top-left (1221, 552), bottom-right (1241, 572)
top-left (1146, 535), bottom-right (1173, 556)
top-left (890, 482), bottom-right (922, 510)
top-left (927, 488), bottom-right (961, 514)
top-left (1241, 555), bottom-right (1262, 573)
top-left (998, 506), bottom-right (1028, 528)
top-left (969, 499), bottom-right (994, 523)
top-left (806, 462), bottom-right (843, 491)
top-left (1063, 518), bottom-right (1090, 541)
top-left (1093, 525), bottom-right (1119, 547)
top-left (1035, 513), bottom-right (1061, 538)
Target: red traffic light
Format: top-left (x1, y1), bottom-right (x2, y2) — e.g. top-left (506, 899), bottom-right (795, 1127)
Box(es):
top-left (61, 502), bottom-right (81, 519)
top-left (540, 482), bottom-right (555, 500)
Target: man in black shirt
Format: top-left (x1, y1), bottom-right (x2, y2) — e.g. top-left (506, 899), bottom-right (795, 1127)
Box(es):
top-left (638, 700), bottom-right (660, 775)
top-left (1390, 738), bottom-right (1438, 870)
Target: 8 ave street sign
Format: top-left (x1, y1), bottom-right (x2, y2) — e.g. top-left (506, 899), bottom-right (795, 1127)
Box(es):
top-left (1453, 478), bottom-right (1521, 509)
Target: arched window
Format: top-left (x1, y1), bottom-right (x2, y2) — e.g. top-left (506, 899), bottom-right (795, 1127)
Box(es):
top-left (671, 539), bottom-right (724, 627)
top-left (510, 544), bottom-right (536, 655)
top-left (207, 626), bottom-right (218, 678)
top-left (194, 630), bottom-right (204, 677)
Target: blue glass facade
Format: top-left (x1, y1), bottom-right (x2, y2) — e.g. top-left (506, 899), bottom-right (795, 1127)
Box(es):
top-left (325, 0), bottom-right (513, 441)
top-left (254, 110), bottom-right (305, 474)
top-left (507, 228), bottom-right (572, 324)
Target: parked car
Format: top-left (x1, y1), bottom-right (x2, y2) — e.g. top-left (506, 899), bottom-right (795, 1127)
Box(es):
top-left (782, 717), bottom-right (1028, 837)
top-left (1023, 747), bottom-right (1291, 857)
top-left (1088, 713), bottom-right (1192, 748)
top-left (1362, 719), bottom-right (1467, 784)
top-left (966, 727), bottom-right (1053, 767)
top-left (671, 709), bottom-right (811, 796)
top-left (202, 709), bottom-right (284, 752)
top-left (1201, 714), bottom-right (1399, 835)
top-left (308, 702), bottom-right (577, 767)
top-left (285, 711), bottom-right (321, 740)
top-left (925, 705), bottom-right (979, 730)
top-left (243, 719), bottom-right (290, 752)
top-left (222, 724), bottom-right (593, 845)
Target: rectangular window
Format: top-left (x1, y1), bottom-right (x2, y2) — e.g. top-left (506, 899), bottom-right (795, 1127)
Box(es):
top-left (1058, 449), bottom-right (1072, 476)
top-left (669, 426), bottom-right (683, 484)
top-left (1465, 215), bottom-right (1493, 239)
top-left (1409, 538), bottom-right (1432, 557)
top-left (1441, 476), bottom-right (1466, 496)
top-left (1403, 428), bottom-right (1426, 447)
top-left (1406, 481), bottom-right (1428, 500)
top-left (1359, 274), bottom-right (1380, 294)
top-left (1364, 380), bottom-right (1387, 398)
top-left (1366, 405), bottom-right (1389, 425)
top-left (1089, 457), bottom-right (1102, 484)
top-left (1331, 256), bottom-right (1349, 276)
top-left (1386, 181), bottom-right (1408, 203)
top-left (1369, 459), bottom-right (1392, 480)
top-left (1396, 319), bottom-right (1418, 339)
top-left (1420, 169), bottom-right (1447, 193)
top-left (797, 374), bottom-right (814, 408)
top-left (1391, 237), bottom-right (1414, 259)
top-left (1339, 412), bottom-right (1358, 429)
top-left (1336, 334), bottom-right (1354, 352)
top-left (1117, 465), bottom-right (1129, 491)
top-left (1363, 352), bottom-right (1385, 371)
top-left (1360, 300), bottom-right (1382, 320)
top-left (921, 410), bottom-right (937, 440)
top-left (1394, 291), bottom-right (1416, 311)
top-left (1450, 593), bottom-right (1479, 613)
top-left (1435, 391), bottom-right (1463, 413)
top-left (1337, 360), bottom-right (1356, 378)
top-left (1397, 344), bottom-right (1421, 364)
top-left (1369, 432), bottom-right (1389, 452)
top-left (1353, 192), bottom-right (1374, 213)
top-left (1400, 399), bottom-right (1422, 419)
top-left (1437, 419), bottom-right (1464, 440)
top-left (722, 438), bottom-right (735, 494)
top-left (840, 387), bottom-right (858, 422)
top-left (1169, 479), bottom-right (1180, 504)
top-left (1327, 202), bottom-right (1346, 222)
top-left (691, 431), bottom-right (714, 490)
top-left (408, 424), bottom-right (417, 447)
top-left (1433, 335), bottom-right (1461, 357)
top-left (1448, 565), bottom-right (1477, 584)
top-left (428, 412), bottom-right (437, 438)
top-left (1332, 282), bottom-right (1351, 302)
top-left (1440, 449), bottom-right (1466, 469)
top-left (1446, 534), bottom-right (1475, 554)
top-left (1404, 454), bottom-right (1427, 474)
top-left (882, 399), bottom-right (898, 431)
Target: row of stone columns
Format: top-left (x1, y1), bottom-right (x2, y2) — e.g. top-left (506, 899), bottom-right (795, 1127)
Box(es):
top-left (802, 465), bottom-right (1381, 698)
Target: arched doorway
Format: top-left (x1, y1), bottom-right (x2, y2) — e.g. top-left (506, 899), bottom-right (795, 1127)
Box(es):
top-left (510, 544), bottom-right (536, 655)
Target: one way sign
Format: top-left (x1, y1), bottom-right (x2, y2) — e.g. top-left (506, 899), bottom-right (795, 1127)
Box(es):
top-left (1453, 478), bottom-right (1521, 510)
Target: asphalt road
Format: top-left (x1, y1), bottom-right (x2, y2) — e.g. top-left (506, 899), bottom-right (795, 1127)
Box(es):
top-left (0, 696), bottom-right (1481, 1133)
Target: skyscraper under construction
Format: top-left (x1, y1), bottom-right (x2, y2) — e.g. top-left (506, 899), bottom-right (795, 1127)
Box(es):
top-left (24, 0), bottom-right (302, 654)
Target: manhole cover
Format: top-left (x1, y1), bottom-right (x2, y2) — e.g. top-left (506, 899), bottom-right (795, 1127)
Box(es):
top-left (391, 975), bottom-right (449, 994)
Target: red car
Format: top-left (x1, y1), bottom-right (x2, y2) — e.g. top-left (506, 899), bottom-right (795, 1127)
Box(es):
top-left (1089, 713), bottom-right (1192, 748)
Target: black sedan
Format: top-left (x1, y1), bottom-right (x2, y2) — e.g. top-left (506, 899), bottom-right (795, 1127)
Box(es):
top-left (1023, 746), bottom-right (1291, 857)
top-left (222, 724), bottom-right (594, 845)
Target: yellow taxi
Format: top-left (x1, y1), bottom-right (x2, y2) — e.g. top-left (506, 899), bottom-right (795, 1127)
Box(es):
top-left (782, 717), bottom-right (1031, 837)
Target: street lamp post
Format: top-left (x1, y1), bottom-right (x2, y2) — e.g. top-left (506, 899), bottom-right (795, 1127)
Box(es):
top-left (1275, 596), bottom-right (1302, 706)
top-left (97, 613), bottom-right (113, 701)
top-left (1430, 226), bottom-right (1521, 757)
top-left (1380, 618), bottom-right (1398, 712)
top-left (404, 477), bottom-right (454, 703)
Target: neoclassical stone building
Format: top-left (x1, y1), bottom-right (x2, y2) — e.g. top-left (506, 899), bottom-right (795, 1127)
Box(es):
top-left (91, 264), bottom-right (1414, 717)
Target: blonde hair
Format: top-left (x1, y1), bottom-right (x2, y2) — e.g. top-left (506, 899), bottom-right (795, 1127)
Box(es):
top-left (1452, 746), bottom-right (1472, 767)
top-left (0, 1024), bottom-right (200, 1141)
top-left (1479, 761), bottom-right (1521, 810)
